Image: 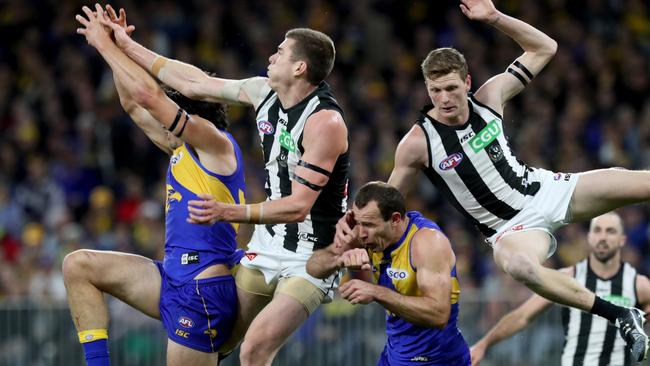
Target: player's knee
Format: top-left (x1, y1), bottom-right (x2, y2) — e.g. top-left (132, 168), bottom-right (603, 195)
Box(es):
top-left (501, 254), bottom-right (541, 286)
top-left (62, 249), bottom-right (94, 283)
top-left (239, 334), bottom-right (276, 364)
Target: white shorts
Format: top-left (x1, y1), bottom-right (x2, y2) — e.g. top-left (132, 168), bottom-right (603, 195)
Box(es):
top-left (240, 226), bottom-right (339, 301)
top-left (487, 169), bottom-right (580, 257)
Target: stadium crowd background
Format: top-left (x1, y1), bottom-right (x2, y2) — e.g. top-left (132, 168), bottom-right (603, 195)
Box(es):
top-left (1, 0), bottom-right (650, 340)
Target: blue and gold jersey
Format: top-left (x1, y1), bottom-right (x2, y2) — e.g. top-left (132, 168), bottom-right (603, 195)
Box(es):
top-left (163, 133), bottom-right (246, 285)
top-left (371, 211), bottom-right (469, 365)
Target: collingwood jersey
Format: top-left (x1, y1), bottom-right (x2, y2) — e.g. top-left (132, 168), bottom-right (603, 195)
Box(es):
top-left (254, 81), bottom-right (349, 253)
top-left (417, 95), bottom-right (542, 236)
top-left (371, 211), bottom-right (470, 364)
top-left (561, 259), bottom-right (638, 366)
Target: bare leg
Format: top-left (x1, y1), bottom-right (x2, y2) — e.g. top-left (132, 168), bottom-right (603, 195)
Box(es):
top-left (239, 293), bottom-right (310, 366)
top-left (219, 287), bottom-right (272, 353)
top-left (167, 339), bottom-right (219, 366)
top-left (62, 250), bottom-right (161, 332)
top-left (493, 230), bottom-right (595, 311)
top-left (570, 168), bottom-right (650, 222)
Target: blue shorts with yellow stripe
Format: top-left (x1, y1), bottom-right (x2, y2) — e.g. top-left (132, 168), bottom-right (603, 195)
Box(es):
top-left (155, 261), bottom-right (237, 353)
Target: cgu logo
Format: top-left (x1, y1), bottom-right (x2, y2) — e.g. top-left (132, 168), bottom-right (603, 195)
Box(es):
top-left (470, 120), bottom-right (501, 152)
top-left (257, 120), bottom-right (275, 135)
top-left (178, 316), bottom-right (194, 329)
top-left (387, 267), bottom-right (409, 280)
top-left (439, 153), bottom-right (463, 171)
top-left (279, 129), bottom-right (296, 152)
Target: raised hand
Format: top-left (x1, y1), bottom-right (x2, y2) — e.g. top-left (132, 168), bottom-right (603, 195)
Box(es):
top-left (75, 4), bottom-right (112, 49)
top-left (459, 0), bottom-right (499, 24)
top-left (105, 5), bottom-right (135, 36)
top-left (95, 5), bottom-right (134, 49)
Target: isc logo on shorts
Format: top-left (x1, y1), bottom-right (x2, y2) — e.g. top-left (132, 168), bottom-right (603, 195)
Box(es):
top-left (387, 267), bottom-right (409, 280)
top-left (181, 252), bottom-right (199, 265)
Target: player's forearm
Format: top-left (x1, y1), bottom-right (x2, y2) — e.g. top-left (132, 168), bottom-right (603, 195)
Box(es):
top-left (96, 40), bottom-right (161, 110)
top-left (222, 199), bottom-right (310, 224)
top-left (478, 311), bottom-right (530, 348)
top-left (375, 287), bottom-right (450, 329)
top-left (121, 38), bottom-right (209, 99)
top-left (488, 11), bottom-right (557, 55)
top-left (306, 249), bottom-right (340, 279)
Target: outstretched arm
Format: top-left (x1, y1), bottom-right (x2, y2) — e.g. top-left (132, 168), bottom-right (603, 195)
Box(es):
top-left (77, 5), bottom-right (232, 163)
top-left (462, 0), bottom-right (557, 114)
top-left (388, 124), bottom-right (428, 197)
top-left (187, 109), bottom-right (348, 224)
top-left (103, 5), bottom-right (270, 108)
top-left (470, 267), bottom-right (571, 365)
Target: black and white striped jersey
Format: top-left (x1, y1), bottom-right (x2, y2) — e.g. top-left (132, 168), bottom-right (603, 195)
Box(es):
top-left (561, 259), bottom-right (638, 366)
top-left (254, 81), bottom-right (349, 254)
top-left (417, 95), bottom-right (542, 236)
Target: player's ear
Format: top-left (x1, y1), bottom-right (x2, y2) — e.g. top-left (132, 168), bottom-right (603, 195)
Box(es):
top-left (465, 73), bottom-right (472, 91)
top-left (390, 212), bottom-right (402, 226)
top-left (294, 60), bottom-right (307, 78)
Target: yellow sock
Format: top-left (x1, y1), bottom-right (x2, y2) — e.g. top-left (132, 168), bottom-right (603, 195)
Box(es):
top-left (78, 328), bottom-right (108, 343)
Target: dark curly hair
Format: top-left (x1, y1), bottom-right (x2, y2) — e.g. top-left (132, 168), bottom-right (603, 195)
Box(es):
top-left (161, 83), bottom-right (228, 131)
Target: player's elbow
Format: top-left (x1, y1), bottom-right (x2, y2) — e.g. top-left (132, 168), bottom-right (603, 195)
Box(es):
top-left (119, 96), bottom-right (138, 115)
top-left (422, 306), bottom-right (451, 329)
top-left (132, 84), bottom-right (162, 110)
top-left (306, 260), bottom-right (328, 279)
top-left (537, 39), bottom-right (558, 59)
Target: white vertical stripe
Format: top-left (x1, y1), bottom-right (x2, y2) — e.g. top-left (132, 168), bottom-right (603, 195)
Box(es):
top-left (254, 92), bottom-right (329, 253)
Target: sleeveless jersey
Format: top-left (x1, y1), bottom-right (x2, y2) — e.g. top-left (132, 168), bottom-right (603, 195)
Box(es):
top-left (163, 134), bottom-right (246, 285)
top-left (561, 258), bottom-right (638, 366)
top-left (417, 95), bottom-right (543, 236)
top-left (254, 81), bottom-right (349, 254)
top-left (370, 211), bottom-right (469, 364)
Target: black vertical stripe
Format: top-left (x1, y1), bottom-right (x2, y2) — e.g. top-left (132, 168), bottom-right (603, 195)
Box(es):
top-left (418, 121), bottom-right (495, 236)
top-left (423, 168), bottom-right (495, 236)
top-left (598, 264), bottom-right (625, 366)
top-left (429, 119), bottom-right (519, 221)
top-left (467, 107), bottom-right (541, 196)
top-left (280, 105), bottom-right (304, 252)
top-left (573, 263), bottom-right (598, 365)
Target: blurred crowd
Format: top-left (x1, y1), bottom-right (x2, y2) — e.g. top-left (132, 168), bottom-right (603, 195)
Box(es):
top-left (1, 0), bottom-right (650, 307)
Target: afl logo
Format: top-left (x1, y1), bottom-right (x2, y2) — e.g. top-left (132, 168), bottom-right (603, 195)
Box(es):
top-left (257, 120), bottom-right (275, 135)
top-left (439, 153), bottom-right (463, 171)
top-left (387, 268), bottom-right (409, 280)
top-left (178, 316), bottom-right (194, 329)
